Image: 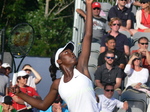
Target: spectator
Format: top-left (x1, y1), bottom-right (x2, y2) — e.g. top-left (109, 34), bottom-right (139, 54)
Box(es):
top-left (76, 2), bottom-right (106, 44)
top-left (115, 0), bottom-right (141, 10)
top-left (108, 0), bottom-right (132, 33)
top-left (100, 17), bottom-right (130, 56)
top-left (22, 64), bottom-right (42, 90)
top-left (131, 37), bottom-right (150, 75)
top-left (9, 70), bottom-right (41, 111)
top-left (130, 0), bottom-right (150, 35)
top-left (124, 52), bottom-right (149, 88)
top-left (95, 51), bottom-right (123, 93)
top-left (1, 63), bottom-right (11, 77)
top-left (0, 67), bottom-right (9, 96)
top-left (97, 83), bottom-right (128, 112)
top-left (9, 0), bottom-right (99, 111)
top-left (98, 36), bottom-right (126, 70)
top-left (0, 96), bottom-right (17, 112)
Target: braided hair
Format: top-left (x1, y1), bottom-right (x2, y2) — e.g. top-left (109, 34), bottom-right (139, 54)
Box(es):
top-left (49, 51), bottom-right (59, 81)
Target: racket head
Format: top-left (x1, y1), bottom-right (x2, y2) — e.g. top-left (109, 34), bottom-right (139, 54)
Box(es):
top-left (8, 23), bottom-right (34, 58)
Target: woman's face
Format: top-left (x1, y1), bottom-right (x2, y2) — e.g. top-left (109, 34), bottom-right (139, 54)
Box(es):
top-left (133, 58), bottom-right (141, 66)
top-left (58, 49), bottom-right (77, 68)
top-left (110, 20), bottom-right (121, 32)
top-left (141, 2), bottom-right (149, 9)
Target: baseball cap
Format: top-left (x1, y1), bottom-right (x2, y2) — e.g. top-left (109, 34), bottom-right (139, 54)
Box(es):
top-left (17, 70), bottom-right (28, 77)
top-left (1, 63), bottom-right (11, 69)
top-left (140, 0), bottom-right (150, 3)
top-left (55, 41), bottom-right (74, 68)
top-left (1, 96), bottom-right (13, 105)
top-left (92, 2), bottom-right (101, 9)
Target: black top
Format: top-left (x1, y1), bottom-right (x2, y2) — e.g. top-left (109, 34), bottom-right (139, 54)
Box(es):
top-left (108, 5), bottom-right (131, 27)
top-left (94, 63), bottom-right (123, 85)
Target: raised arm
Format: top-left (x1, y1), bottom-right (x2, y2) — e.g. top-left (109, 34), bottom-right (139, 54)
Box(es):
top-left (77, 0), bottom-right (93, 78)
top-left (76, 9), bottom-right (87, 20)
top-left (23, 65), bottom-right (42, 84)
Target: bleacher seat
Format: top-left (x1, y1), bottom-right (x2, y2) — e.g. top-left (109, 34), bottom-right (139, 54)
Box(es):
top-left (121, 90), bottom-right (147, 112)
top-left (99, 2), bottom-right (112, 19)
top-left (132, 32), bottom-right (150, 42)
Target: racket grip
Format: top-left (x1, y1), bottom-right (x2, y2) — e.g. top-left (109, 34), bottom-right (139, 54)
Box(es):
top-left (12, 73), bottom-right (18, 86)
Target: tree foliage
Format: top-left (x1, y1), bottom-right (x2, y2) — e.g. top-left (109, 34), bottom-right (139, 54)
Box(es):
top-left (0, 0), bottom-right (74, 57)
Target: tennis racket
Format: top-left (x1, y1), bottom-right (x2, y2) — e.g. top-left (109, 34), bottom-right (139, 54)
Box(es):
top-left (8, 23), bottom-right (34, 85)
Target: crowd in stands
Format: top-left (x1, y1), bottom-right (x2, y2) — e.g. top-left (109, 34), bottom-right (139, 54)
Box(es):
top-left (76, 0), bottom-right (150, 111)
top-left (1, 0), bottom-right (150, 112)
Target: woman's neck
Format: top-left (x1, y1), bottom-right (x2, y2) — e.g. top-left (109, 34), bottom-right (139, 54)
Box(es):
top-left (134, 65), bottom-right (142, 71)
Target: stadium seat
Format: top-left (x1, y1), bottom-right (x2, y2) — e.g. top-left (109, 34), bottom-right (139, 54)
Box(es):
top-left (121, 90), bottom-right (147, 112)
top-left (99, 2), bottom-right (112, 18)
top-left (88, 65), bottom-right (97, 83)
top-left (132, 32), bottom-right (150, 42)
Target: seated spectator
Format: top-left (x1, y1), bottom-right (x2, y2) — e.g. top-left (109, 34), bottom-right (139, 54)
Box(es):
top-left (130, 0), bottom-right (150, 35)
top-left (100, 17), bottom-right (130, 56)
top-left (22, 64), bottom-right (42, 90)
top-left (1, 63), bottom-right (11, 77)
top-left (98, 36), bottom-right (126, 70)
top-left (115, 0), bottom-right (141, 10)
top-left (95, 51), bottom-right (123, 93)
top-left (76, 2), bottom-right (106, 44)
top-left (97, 83), bottom-right (128, 112)
top-left (9, 70), bottom-right (41, 111)
top-left (108, 0), bottom-right (132, 33)
top-left (0, 96), bottom-right (17, 112)
top-left (131, 37), bottom-right (150, 77)
top-left (124, 52), bottom-right (149, 88)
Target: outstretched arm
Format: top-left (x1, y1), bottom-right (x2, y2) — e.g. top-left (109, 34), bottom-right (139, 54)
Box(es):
top-left (10, 79), bottom-right (60, 110)
top-left (77, 0), bottom-right (93, 78)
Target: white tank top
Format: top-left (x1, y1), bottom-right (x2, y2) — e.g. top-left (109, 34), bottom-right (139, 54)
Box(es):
top-left (58, 68), bottom-right (98, 112)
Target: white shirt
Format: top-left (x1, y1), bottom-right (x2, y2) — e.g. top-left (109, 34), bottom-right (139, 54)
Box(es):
top-left (58, 68), bottom-right (98, 112)
top-left (124, 64), bottom-right (149, 87)
top-left (98, 95), bottom-right (123, 112)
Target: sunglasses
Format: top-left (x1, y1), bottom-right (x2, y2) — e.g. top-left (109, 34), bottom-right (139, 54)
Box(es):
top-left (112, 24), bottom-right (121, 26)
top-left (120, 0), bottom-right (127, 1)
top-left (140, 43), bottom-right (148, 45)
top-left (105, 89), bottom-right (114, 92)
top-left (105, 56), bottom-right (115, 59)
top-left (22, 75), bottom-right (29, 79)
top-left (93, 7), bottom-right (101, 10)
top-left (140, 2), bottom-right (147, 4)
top-left (133, 58), bottom-right (141, 61)
top-left (25, 69), bottom-right (31, 72)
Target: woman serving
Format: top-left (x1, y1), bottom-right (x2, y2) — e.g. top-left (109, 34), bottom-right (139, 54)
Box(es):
top-left (10, 0), bottom-right (99, 112)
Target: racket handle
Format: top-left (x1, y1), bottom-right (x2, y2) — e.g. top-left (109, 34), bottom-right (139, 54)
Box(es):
top-left (12, 73), bottom-right (18, 86)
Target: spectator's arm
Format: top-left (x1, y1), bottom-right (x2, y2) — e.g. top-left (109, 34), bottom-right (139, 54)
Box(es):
top-left (126, 20), bottom-right (131, 29)
top-left (133, 1), bottom-right (141, 7)
top-left (114, 78), bottom-right (122, 89)
top-left (76, 9), bottom-right (87, 20)
top-left (124, 45), bottom-right (130, 56)
top-left (95, 80), bottom-right (104, 89)
top-left (122, 101), bottom-right (128, 110)
top-left (30, 67), bottom-right (42, 84)
top-left (145, 50), bottom-right (150, 65)
top-left (100, 47), bottom-right (106, 53)
top-left (12, 95), bottom-right (25, 104)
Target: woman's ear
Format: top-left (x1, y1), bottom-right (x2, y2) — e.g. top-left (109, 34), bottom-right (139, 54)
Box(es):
top-left (57, 59), bottom-right (62, 66)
